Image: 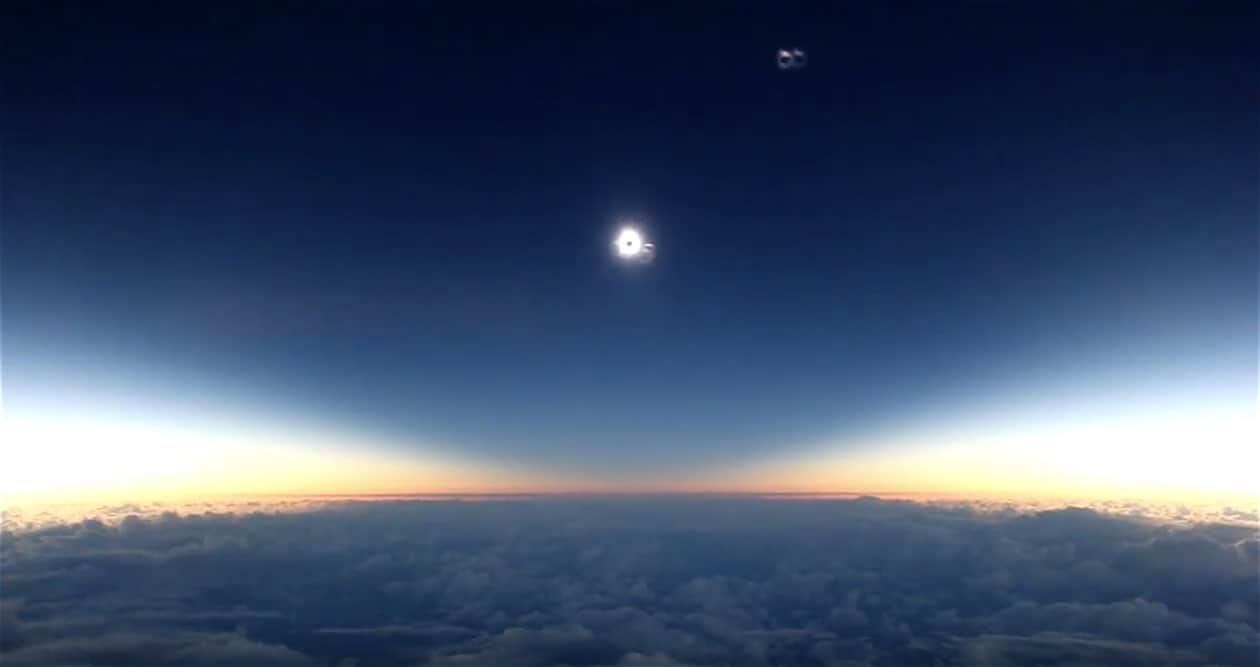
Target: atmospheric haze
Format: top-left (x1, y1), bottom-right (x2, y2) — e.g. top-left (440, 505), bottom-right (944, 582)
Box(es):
top-left (2, 3), bottom-right (1256, 666)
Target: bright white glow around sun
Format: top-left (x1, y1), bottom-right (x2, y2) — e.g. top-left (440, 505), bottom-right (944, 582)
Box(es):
top-left (616, 227), bottom-right (643, 257)
top-left (613, 226), bottom-right (654, 263)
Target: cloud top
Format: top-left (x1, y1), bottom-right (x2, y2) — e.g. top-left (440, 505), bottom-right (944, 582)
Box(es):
top-left (2, 498), bottom-right (1256, 666)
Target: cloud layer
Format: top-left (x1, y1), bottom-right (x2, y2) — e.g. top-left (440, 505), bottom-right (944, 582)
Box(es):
top-left (2, 498), bottom-right (1257, 666)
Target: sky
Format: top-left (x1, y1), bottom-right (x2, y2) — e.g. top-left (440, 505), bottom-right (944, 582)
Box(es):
top-left (2, 2), bottom-right (1257, 504)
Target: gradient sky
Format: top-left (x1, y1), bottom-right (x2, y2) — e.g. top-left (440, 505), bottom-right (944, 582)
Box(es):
top-left (3, 2), bottom-right (1256, 502)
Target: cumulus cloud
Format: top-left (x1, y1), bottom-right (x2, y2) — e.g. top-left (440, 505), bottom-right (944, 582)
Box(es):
top-left (1, 499), bottom-right (1256, 666)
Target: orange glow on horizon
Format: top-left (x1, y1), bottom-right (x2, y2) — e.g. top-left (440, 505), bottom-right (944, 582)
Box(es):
top-left (3, 405), bottom-right (1254, 511)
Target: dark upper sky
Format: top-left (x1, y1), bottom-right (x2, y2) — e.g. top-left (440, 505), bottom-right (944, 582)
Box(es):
top-left (3, 2), bottom-right (1256, 480)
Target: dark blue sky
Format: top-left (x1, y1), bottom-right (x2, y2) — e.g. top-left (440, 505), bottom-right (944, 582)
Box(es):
top-left (4, 2), bottom-right (1255, 482)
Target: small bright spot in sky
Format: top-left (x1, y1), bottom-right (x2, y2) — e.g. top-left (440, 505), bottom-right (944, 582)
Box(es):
top-left (614, 226), bottom-right (654, 262)
top-left (616, 228), bottom-right (642, 256)
top-left (777, 48), bottom-right (807, 70)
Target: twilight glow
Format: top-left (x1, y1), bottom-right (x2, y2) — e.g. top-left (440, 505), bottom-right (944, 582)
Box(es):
top-left (2, 0), bottom-right (1256, 515)
top-left (5, 7), bottom-right (1257, 667)
top-left (2, 345), bottom-right (1254, 507)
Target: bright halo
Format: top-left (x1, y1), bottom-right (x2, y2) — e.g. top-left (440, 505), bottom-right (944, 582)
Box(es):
top-left (616, 228), bottom-right (643, 257)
